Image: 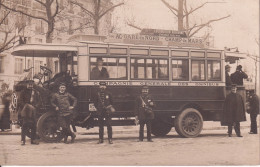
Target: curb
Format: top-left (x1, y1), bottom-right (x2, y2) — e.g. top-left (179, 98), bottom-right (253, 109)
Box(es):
top-left (0, 126), bottom-right (251, 136)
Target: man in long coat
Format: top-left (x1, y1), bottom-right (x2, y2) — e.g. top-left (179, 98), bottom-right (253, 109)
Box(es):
top-left (135, 86), bottom-right (155, 142)
top-left (230, 65), bottom-right (248, 86)
top-left (94, 82), bottom-right (114, 144)
top-left (247, 91), bottom-right (259, 134)
top-left (222, 84), bottom-right (246, 137)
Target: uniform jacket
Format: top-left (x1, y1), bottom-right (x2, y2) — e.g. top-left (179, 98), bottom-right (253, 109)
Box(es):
top-left (248, 94), bottom-right (259, 115)
top-left (230, 70), bottom-right (248, 85)
top-left (225, 71), bottom-right (232, 86)
top-left (94, 90), bottom-right (113, 115)
top-left (51, 92), bottom-right (77, 116)
top-left (221, 92), bottom-right (246, 125)
top-left (135, 95), bottom-right (155, 120)
top-left (90, 67), bottom-right (109, 80)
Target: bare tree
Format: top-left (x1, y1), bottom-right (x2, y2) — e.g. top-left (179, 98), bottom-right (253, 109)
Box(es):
top-left (70, 0), bottom-right (124, 34)
top-left (161, 0), bottom-right (230, 37)
top-left (0, 1), bottom-right (25, 53)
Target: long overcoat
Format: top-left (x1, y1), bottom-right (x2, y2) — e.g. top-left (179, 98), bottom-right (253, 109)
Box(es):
top-left (248, 94), bottom-right (259, 115)
top-left (135, 95), bottom-right (155, 120)
top-left (221, 92), bottom-right (246, 125)
top-left (94, 90), bottom-right (113, 116)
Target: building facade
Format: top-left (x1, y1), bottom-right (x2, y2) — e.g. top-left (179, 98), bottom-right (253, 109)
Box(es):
top-left (0, 0), bottom-right (113, 89)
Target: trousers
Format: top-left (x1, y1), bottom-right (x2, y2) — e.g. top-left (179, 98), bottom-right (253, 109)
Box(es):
top-left (250, 113), bottom-right (258, 133)
top-left (21, 120), bottom-right (36, 142)
top-left (58, 115), bottom-right (73, 137)
top-left (98, 112), bottom-right (112, 140)
top-left (228, 122), bottom-right (240, 135)
top-left (139, 120), bottom-right (152, 140)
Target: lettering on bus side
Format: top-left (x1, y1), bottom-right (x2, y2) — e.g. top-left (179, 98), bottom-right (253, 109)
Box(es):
top-left (178, 82), bottom-right (189, 86)
top-left (194, 82), bottom-right (219, 86)
top-left (94, 81), bottom-right (130, 86)
top-left (140, 82), bottom-right (169, 86)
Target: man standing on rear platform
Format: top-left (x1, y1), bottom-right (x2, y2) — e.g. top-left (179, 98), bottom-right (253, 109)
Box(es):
top-left (135, 85), bottom-right (155, 142)
top-left (221, 84), bottom-right (246, 137)
top-left (94, 82), bottom-right (114, 144)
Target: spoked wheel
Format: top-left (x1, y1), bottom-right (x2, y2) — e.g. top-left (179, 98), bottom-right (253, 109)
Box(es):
top-left (175, 108), bottom-right (203, 138)
top-left (37, 112), bottom-right (63, 143)
top-left (151, 116), bottom-right (173, 137)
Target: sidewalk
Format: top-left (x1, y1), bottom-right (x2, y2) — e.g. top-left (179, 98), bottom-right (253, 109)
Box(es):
top-left (0, 114), bottom-right (257, 136)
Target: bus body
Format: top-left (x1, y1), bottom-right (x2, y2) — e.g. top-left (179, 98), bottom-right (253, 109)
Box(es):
top-left (11, 41), bottom-right (247, 141)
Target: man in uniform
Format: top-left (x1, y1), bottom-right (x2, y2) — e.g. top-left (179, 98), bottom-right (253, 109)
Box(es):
top-left (51, 82), bottom-right (77, 144)
top-left (135, 86), bottom-right (155, 142)
top-left (90, 57), bottom-right (109, 80)
top-left (222, 84), bottom-right (246, 137)
top-left (247, 90), bottom-right (259, 134)
top-left (94, 82), bottom-right (113, 144)
top-left (225, 65), bottom-right (232, 86)
top-left (230, 65), bottom-right (248, 85)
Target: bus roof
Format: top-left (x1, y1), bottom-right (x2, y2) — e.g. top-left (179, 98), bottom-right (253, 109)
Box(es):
top-left (12, 43), bottom-right (78, 57)
top-left (225, 51), bottom-right (247, 63)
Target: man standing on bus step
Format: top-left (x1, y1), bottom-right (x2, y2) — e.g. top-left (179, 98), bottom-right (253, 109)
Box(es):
top-left (247, 90), bottom-right (259, 134)
top-left (51, 82), bottom-right (77, 144)
top-left (90, 57), bottom-right (109, 80)
top-left (94, 82), bottom-right (114, 144)
top-left (135, 86), bottom-right (155, 142)
top-left (230, 65), bottom-right (248, 85)
top-left (225, 65), bottom-right (232, 86)
top-left (222, 84), bottom-right (246, 137)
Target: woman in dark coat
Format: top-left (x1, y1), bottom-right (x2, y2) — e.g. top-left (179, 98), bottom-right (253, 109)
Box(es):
top-left (0, 91), bottom-right (11, 131)
top-left (221, 84), bottom-right (246, 137)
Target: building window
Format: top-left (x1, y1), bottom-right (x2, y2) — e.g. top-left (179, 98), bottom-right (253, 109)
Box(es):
top-left (0, 56), bottom-right (4, 73)
top-left (131, 58), bottom-right (169, 80)
top-left (208, 60), bottom-right (221, 81)
top-left (68, 20), bottom-right (73, 35)
top-left (35, 20), bottom-right (44, 34)
top-left (34, 60), bottom-right (43, 74)
top-left (191, 60), bottom-right (205, 81)
top-left (90, 57), bottom-right (127, 80)
top-left (54, 60), bottom-right (59, 74)
top-left (15, 58), bottom-right (23, 74)
top-left (172, 59), bottom-right (189, 81)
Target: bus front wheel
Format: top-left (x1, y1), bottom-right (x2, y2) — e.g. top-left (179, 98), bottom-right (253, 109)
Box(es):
top-left (151, 116), bottom-right (172, 137)
top-left (37, 112), bottom-right (63, 143)
top-left (174, 108), bottom-right (203, 138)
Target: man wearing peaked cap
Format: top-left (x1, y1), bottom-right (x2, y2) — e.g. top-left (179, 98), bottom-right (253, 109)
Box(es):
top-left (221, 84), bottom-right (246, 137)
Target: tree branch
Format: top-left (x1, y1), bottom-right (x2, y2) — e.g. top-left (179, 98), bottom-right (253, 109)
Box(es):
top-left (189, 15), bottom-right (230, 37)
top-left (70, 0), bottom-right (95, 17)
top-left (184, 2), bottom-right (208, 17)
top-left (0, 10), bottom-right (10, 25)
top-left (99, 2), bottom-right (124, 19)
top-left (52, 0), bottom-right (59, 18)
top-left (34, 0), bottom-right (47, 7)
top-left (161, 0), bottom-right (178, 12)
top-left (1, 2), bottom-right (49, 22)
top-left (127, 22), bottom-right (142, 31)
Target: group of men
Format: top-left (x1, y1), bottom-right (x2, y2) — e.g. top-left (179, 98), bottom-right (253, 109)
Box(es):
top-left (223, 64), bottom-right (259, 137)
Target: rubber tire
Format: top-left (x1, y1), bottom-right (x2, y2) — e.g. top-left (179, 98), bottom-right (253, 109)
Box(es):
top-left (37, 112), bottom-right (63, 143)
top-left (151, 116), bottom-right (172, 137)
top-left (174, 108), bottom-right (203, 138)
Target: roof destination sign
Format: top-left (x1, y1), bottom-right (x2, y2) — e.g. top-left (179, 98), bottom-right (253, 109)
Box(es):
top-left (140, 28), bottom-right (187, 37)
top-left (106, 33), bottom-right (209, 48)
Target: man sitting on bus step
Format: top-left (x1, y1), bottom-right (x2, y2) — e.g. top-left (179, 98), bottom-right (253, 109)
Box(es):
top-left (221, 84), bottom-right (246, 137)
top-left (51, 82), bottom-right (77, 144)
top-left (230, 65), bottom-right (248, 86)
top-left (90, 57), bottom-right (109, 80)
top-left (225, 65), bottom-right (232, 86)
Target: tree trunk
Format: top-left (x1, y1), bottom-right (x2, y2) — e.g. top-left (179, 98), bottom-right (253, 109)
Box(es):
top-left (45, 21), bottom-right (54, 77)
top-left (94, 19), bottom-right (99, 34)
top-left (178, 0), bottom-right (184, 31)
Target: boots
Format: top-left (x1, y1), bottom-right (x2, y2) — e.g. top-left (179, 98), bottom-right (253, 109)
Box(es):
top-left (71, 133), bottom-right (76, 143)
top-left (97, 139), bottom-right (103, 144)
top-left (108, 139), bottom-right (113, 144)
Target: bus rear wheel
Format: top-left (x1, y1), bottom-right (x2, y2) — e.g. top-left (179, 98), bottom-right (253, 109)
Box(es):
top-left (175, 108), bottom-right (203, 138)
top-left (151, 116), bottom-right (172, 137)
top-left (37, 112), bottom-right (63, 143)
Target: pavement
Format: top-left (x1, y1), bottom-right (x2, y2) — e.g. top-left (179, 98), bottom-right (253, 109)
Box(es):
top-left (0, 114), bottom-right (257, 136)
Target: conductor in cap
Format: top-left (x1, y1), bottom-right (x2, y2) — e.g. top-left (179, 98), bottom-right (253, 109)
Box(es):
top-left (230, 65), bottom-right (248, 85)
top-left (90, 57), bottom-right (109, 80)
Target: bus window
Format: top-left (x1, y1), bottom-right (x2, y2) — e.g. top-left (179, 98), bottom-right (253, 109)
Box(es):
top-left (208, 60), bottom-right (221, 81)
top-left (191, 60), bottom-right (205, 81)
top-left (90, 57), bottom-right (127, 80)
top-left (191, 51), bottom-right (205, 58)
top-left (131, 58), bottom-right (169, 80)
top-left (172, 59), bottom-right (189, 81)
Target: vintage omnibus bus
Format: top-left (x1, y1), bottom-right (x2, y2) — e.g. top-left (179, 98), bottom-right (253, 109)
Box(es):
top-left (11, 41), bottom-right (247, 142)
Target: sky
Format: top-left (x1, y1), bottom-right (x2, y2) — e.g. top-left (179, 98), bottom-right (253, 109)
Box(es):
top-left (111, 0), bottom-right (259, 54)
